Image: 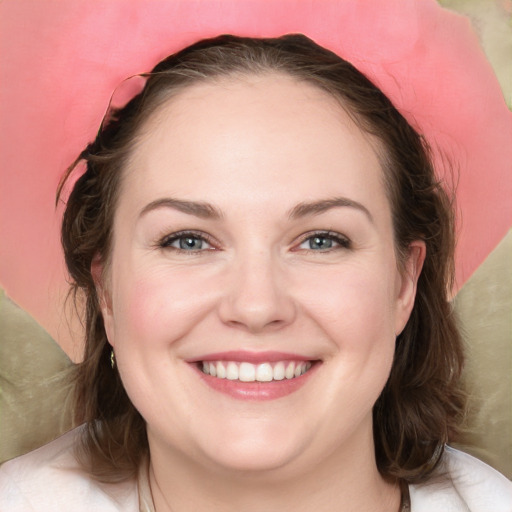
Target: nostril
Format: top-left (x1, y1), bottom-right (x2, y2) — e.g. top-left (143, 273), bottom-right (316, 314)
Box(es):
top-left (226, 317), bottom-right (289, 334)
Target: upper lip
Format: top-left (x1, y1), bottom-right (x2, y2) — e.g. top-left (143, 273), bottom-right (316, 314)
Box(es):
top-left (187, 351), bottom-right (316, 364)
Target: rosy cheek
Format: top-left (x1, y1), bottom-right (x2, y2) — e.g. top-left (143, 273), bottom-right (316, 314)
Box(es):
top-left (307, 273), bottom-right (395, 345)
top-left (119, 270), bottom-right (216, 348)
top-left (112, 282), bottom-right (156, 345)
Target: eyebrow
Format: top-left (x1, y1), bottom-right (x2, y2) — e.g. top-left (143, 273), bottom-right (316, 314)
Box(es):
top-left (288, 197), bottom-right (373, 223)
top-left (139, 198), bottom-right (223, 219)
top-left (139, 196), bottom-right (372, 223)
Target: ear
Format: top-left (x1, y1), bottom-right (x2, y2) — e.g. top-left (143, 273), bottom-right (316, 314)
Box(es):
top-left (394, 240), bottom-right (426, 336)
top-left (91, 254), bottom-right (116, 347)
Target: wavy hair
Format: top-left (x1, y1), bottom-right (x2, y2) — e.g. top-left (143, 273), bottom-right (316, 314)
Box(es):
top-left (58, 34), bottom-right (465, 484)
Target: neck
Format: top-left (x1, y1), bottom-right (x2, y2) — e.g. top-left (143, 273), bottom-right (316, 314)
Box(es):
top-left (147, 424), bottom-right (401, 512)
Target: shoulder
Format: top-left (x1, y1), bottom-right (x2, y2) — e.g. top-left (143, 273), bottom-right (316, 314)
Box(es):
top-left (0, 427), bottom-right (139, 512)
top-left (410, 446), bottom-right (512, 512)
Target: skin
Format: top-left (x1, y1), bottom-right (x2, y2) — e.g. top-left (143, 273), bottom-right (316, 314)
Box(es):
top-left (96, 73), bottom-right (425, 511)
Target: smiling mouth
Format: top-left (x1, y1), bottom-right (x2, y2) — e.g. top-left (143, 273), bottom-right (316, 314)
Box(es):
top-left (200, 360), bottom-right (313, 382)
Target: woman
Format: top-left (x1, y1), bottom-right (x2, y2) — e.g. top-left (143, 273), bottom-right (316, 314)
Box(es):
top-left (1, 34), bottom-right (511, 511)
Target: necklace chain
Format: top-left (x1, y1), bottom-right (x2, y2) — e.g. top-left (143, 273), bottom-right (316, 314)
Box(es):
top-left (400, 480), bottom-right (411, 512)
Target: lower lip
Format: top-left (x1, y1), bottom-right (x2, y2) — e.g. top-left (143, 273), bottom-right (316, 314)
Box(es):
top-left (193, 363), bottom-right (319, 401)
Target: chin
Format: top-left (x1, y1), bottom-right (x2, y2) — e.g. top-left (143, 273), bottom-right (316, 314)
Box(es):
top-left (194, 420), bottom-right (312, 475)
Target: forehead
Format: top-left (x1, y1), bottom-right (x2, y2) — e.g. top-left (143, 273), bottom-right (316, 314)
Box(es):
top-left (121, 74), bottom-right (386, 213)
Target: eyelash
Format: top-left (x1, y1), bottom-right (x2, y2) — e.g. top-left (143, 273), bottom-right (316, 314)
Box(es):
top-left (158, 230), bottom-right (216, 253)
top-left (157, 230), bottom-right (351, 254)
top-left (296, 231), bottom-right (351, 252)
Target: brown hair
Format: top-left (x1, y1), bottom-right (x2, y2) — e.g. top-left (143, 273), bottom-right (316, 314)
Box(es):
top-left (58, 34), bottom-right (465, 484)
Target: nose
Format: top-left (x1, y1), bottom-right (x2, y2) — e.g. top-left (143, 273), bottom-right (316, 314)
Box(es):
top-left (218, 249), bottom-right (297, 334)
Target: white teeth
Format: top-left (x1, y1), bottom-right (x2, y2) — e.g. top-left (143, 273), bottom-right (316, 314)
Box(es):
top-left (226, 362), bottom-right (239, 380)
top-left (239, 362), bottom-right (256, 382)
top-left (256, 363), bottom-right (273, 382)
top-left (285, 362), bottom-right (295, 379)
top-left (216, 361), bottom-right (226, 379)
top-left (273, 361), bottom-right (285, 380)
top-left (201, 360), bottom-right (313, 382)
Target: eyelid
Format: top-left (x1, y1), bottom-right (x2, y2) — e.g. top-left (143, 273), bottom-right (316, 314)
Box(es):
top-left (294, 230), bottom-right (351, 251)
top-left (158, 230), bottom-right (218, 251)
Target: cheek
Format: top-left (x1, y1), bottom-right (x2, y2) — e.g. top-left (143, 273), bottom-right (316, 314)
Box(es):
top-left (300, 262), bottom-right (398, 343)
top-left (112, 266), bottom-right (220, 349)
top-left (124, 281), bottom-right (162, 340)
top-left (297, 258), bottom-right (399, 399)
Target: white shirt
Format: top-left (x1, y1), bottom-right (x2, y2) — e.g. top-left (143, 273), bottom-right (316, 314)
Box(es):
top-left (1, 427), bottom-right (511, 511)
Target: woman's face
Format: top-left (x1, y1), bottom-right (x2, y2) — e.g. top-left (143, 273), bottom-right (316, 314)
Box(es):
top-left (99, 74), bottom-right (423, 475)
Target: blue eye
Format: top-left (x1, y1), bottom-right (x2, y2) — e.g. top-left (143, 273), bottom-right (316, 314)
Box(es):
top-left (160, 232), bottom-right (213, 252)
top-left (176, 236), bottom-right (205, 250)
top-left (305, 236), bottom-right (333, 250)
top-left (298, 232), bottom-right (350, 251)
